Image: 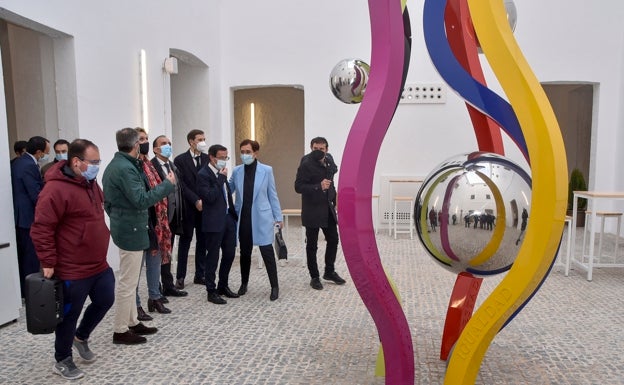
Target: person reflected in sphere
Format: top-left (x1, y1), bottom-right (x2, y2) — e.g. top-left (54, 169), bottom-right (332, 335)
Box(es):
top-left (516, 208), bottom-right (529, 245)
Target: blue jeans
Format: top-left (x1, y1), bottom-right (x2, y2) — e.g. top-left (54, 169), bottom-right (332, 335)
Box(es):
top-left (136, 250), bottom-right (162, 306)
top-left (55, 268), bottom-right (115, 362)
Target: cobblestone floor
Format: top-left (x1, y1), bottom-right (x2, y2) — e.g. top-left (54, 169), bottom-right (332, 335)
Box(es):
top-left (0, 224), bottom-right (622, 384)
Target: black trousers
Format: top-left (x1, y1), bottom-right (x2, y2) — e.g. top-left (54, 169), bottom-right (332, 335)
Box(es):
top-left (305, 212), bottom-right (339, 279)
top-left (239, 239), bottom-right (278, 289)
top-left (203, 214), bottom-right (237, 292)
top-left (177, 210), bottom-right (206, 280)
top-left (16, 227), bottom-right (40, 297)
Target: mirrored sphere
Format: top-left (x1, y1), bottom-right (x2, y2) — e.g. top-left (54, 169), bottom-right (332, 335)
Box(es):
top-left (415, 152), bottom-right (532, 276)
top-left (329, 58), bottom-right (370, 104)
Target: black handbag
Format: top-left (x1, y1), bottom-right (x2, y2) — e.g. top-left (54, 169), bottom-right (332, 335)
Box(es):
top-left (274, 227), bottom-right (288, 260)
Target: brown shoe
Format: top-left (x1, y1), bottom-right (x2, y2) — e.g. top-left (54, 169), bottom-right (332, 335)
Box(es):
top-left (129, 322), bottom-right (158, 335)
top-left (113, 331), bottom-right (147, 345)
top-left (137, 306), bottom-right (153, 321)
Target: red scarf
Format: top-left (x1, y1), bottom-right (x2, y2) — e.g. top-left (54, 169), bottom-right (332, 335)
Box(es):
top-left (142, 158), bottom-right (172, 264)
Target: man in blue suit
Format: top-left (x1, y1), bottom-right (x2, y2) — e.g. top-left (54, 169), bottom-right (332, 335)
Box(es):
top-left (197, 144), bottom-right (239, 305)
top-left (11, 135), bottom-right (50, 295)
top-left (230, 139), bottom-right (283, 301)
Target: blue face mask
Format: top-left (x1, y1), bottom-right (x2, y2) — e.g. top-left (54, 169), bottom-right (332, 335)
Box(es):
top-left (81, 164), bottom-right (100, 180)
top-left (240, 153), bottom-right (254, 165)
top-left (55, 153), bottom-right (68, 161)
top-left (160, 144), bottom-right (172, 158)
top-left (216, 159), bottom-right (227, 170)
top-left (39, 153), bottom-right (50, 162)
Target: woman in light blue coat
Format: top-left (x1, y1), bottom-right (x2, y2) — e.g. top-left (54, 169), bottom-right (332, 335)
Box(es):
top-left (229, 139), bottom-right (283, 301)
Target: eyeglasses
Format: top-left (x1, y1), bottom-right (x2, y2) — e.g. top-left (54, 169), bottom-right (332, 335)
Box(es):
top-left (216, 156), bottom-right (230, 161)
top-left (79, 157), bottom-right (101, 166)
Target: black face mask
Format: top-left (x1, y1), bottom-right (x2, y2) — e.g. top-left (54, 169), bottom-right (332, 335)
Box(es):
top-left (139, 142), bottom-right (150, 155)
top-left (310, 149), bottom-right (325, 161)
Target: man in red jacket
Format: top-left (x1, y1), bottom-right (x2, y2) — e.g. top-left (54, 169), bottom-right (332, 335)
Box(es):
top-left (31, 139), bottom-right (115, 380)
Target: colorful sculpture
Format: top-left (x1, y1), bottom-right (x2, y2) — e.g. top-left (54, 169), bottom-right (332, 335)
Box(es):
top-left (336, 0), bottom-right (567, 384)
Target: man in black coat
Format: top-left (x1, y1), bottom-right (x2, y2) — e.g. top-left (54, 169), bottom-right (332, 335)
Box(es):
top-left (295, 137), bottom-right (346, 290)
top-left (173, 129), bottom-right (209, 288)
top-left (151, 135), bottom-right (187, 298)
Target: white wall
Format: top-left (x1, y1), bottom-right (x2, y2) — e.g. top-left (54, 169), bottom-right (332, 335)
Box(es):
top-left (220, 0), bottom-right (624, 229)
top-left (1, 0), bottom-right (623, 253)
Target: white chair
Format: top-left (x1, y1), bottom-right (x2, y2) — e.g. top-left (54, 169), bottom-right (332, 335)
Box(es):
top-left (582, 211), bottom-right (622, 263)
top-left (392, 196), bottom-right (414, 239)
top-left (558, 216), bottom-right (572, 276)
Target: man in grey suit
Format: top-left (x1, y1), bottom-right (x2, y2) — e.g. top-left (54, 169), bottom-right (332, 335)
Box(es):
top-left (151, 135), bottom-right (187, 297)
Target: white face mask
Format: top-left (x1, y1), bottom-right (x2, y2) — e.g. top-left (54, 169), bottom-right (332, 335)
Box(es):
top-left (196, 141), bottom-right (208, 154)
top-left (216, 159), bottom-right (227, 170)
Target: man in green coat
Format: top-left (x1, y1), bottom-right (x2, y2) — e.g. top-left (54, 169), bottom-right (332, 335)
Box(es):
top-left (103, 127), bottom-right (176, 345)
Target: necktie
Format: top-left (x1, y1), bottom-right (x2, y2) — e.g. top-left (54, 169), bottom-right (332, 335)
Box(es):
top-left (164, 162), bottom-right (171, 174)
top-left (195, 156), bottom-right (201, 170)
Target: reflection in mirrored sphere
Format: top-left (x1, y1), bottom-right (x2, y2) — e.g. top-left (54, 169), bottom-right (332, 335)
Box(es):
top-left (329, 59), bottom-right (370, 104)
top-left (415, 152), bottom-right (532, 276)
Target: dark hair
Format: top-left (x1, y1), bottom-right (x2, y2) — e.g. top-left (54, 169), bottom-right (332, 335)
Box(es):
top-left (208, 144), bottom-right (227, 157)
top-left (310, 137), bottom-right (328, 148)
top-left (53, 139), bottom-right (70, 150)
top-left (13, 140), bottom-right (27, 155)
top-left (68, 139), bottom-right (98, 162)
top-left (186, 129), bottom-right (204, 144)
top-left (26, 136), bottom-right (49, 155)
top-left (239, 139), bottom-right (259, 152)
top-left (152, 135), bottom-right (169, 149)
top-left (116, 127), bottom-right (139, 152)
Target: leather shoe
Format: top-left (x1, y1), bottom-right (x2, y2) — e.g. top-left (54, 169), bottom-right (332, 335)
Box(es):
top-left (148, 298), bottom-right (171, 314)
top-left (237, 284), bottom-right (248, 296)
top-left (175, 278), bottom-right (185, 290)
top-left (129, 322), bottom-right (158, 335)
top-left (113, 331), bottom-right (146, 345)
top-left (217, 286), bottom-right (240, 298)
top-left (207, 292), bottom-right (227, 304)
top-left (159, 296), bottom-right (169, 304)
top-left (136, 306), bottom-right (153, 321)
top-left (270, 287), bottom-right (279, 301)
top-left (163, 288), bottom-right (188, 297)
top-left (323, 271), bottom-right (346, 285)
top-left (193, 277), bottom-right (206, 285)
top-left (310, 277), bottom-right (323, 290)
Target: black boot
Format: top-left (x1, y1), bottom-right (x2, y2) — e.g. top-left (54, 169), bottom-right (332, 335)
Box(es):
top-left (270, 287), bottom-right (279, 301)
top-left (137, 306), bottom-right (153, 321)
top-left (147, 298), bottom-right (171, 314)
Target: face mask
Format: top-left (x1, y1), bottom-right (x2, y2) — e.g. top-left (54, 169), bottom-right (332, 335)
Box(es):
top-left (159, 144), bottom-right (172, 158)
top-left (139, 142), bottom-right (150, 155)
top-left (310, 149), bottom-right (325, 161)
top-left (55, 153), bottom-right (68, 161)
top-left (81, 164), bottom-right (100, 180)
top-left (241, 153), bottom-right (254, 166)
top-left (197, 141), bottom-right (208, 154)
top-left (39, 153), bottom-right (50, 162)
top-left (216, 159), bottom-right (227, 170)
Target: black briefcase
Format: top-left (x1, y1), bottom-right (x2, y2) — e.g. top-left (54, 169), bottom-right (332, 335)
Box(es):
top-left (24, 272), bottom-right (64, 334)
